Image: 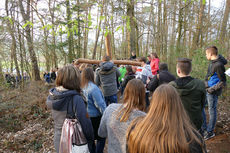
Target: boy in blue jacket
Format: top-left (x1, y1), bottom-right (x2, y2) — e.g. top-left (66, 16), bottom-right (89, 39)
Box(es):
top-left (203, 46), bottom-right (227, 140)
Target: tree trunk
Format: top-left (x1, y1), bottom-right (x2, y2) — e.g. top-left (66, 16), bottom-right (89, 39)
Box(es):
top-left (156, 0), bottom-right (162, 56)
top-left (145, 2), bottom-right (153, 56)
top-left (22, 29), bottom-right (32, 79)
top-left (99, 28), bottom-right (105, 59)
top-left (18, 23), bottom-right (25, 89)
top-left (49, 0), bottom-right (58, 68)
top-left (19, 0), bottom-right (41, 80)
top-left (127, 0), bottom-right (137, 57)
top-left (163, 0), bottom-right (168, 60)
top-left (77, 0), bottom-right (81, 58)
top-left (219, 0), bottom-right (230, 44)
top-left (105, 33), bottom-right (112, 59)
top-left (92, 0), bottom-right (104, 59)
top-left (5, 0), bottom-right (20, 79)
top-left (66, 0), bottom-right (74, 63)
top-left (205, 0), bottom-right (211, 43)
top-left (176, 0), bottom-right (183, 52)
top-left (75, 58), bottom-right (141, 66)
top-left (110, 1), bottom-right (116, 58)
top-left (83, 4), bottom-right (90, 58)
top-left (192, 0), bottom-right (205, 51)
top-left (0, 62), bottom-right (4, 83)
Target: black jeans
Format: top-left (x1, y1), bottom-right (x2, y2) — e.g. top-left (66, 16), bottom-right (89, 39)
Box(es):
top-left (90, 116), bottom-right (106, 153)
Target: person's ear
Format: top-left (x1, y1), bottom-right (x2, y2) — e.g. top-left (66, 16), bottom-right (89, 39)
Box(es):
top-left (176, 67), bottom-right (180, 75)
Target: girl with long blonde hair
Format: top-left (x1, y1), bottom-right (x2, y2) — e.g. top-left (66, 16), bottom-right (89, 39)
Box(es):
top-left (127, 84), bottom-right (206, 153)
top-left (98, 79), bottom-right (146, 153)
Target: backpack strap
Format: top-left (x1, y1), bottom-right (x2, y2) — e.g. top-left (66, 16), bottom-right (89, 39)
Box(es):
top-left (66, 96), bottom-right (77, 119)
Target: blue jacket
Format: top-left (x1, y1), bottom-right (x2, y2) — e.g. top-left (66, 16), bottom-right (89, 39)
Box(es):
top-left (83, 82), bottom-right (106, 117)
top-left (46, 87), bottom-right (94, 153)
top-left (206, 54), bottom-right (227, 95)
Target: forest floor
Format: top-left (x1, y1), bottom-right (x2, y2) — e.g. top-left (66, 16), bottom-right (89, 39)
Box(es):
top-left (0, 81), bottom-right (230, 153)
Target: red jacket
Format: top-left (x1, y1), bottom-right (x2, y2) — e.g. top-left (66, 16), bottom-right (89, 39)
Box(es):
top-left (150, 58), bottom-right (160, 75)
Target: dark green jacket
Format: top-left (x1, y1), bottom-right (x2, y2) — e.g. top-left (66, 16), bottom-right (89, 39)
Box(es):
top-left (169, 76), bottom-right (206, 130)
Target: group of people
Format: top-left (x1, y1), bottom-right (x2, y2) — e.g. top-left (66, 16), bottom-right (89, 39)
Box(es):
top-left (43, 68), bottom-right (58, 84)
top-left (46, 45), bottom-right (227, 153)
top-left (4, 72), bottom-right (29, 87)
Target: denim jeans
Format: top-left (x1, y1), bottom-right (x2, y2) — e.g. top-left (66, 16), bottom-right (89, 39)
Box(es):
top-left (202, 93), bottom-right (218, 133)
top-left (105, 94), bottom-right (118, 106)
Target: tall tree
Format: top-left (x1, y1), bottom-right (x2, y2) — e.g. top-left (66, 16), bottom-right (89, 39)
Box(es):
top-left (83, 3), bottom-right (90, 58)
top-left (66, 0), bottom-right (74, 63)
top-left (92, 0), bottom-right (104, 59)
top-left (127, 0), bottom-right (137, 57)
top-left (19, 0), bottom-right (41, 80)
top-left (219, 0), bottom-right (230, 44)
top-left (5, 0), bottom-right (21, 79)
top-left (49, 0), bottom-right (58, 68)
top-left (192, 0), bottom-right (205, 51)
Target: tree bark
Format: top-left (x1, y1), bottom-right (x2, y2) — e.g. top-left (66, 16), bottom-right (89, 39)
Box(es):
top-left (192, 0), bottom-right (205, 51)
top-left (19, 0), bottom-right (41, 80)
top-left (66, 0), bottom-right (74, 63)
top-left (127, 0), bottom-right (137, 57)
top-left (176, 0), bottom-right (183, 52)
top-left (163, 0), bottom-right (168, 59)
top-left (92, 0), bottom-right (104, 59)
top-left (76, 0), bottom-right (81, 58)
top-left (99, 28), bottom-right (105, 59)
top-left (75, 58), bottom-right (141, 66)
top-left (0, 62), bottom-right (4, 83)
top-left (5, 0), bottom-right (21, 79)
top-left (219, 0), bottom-right (230, 43)
top-left (105, 33), bottom-right (112, 59)
top-left (156, 0), bottom-right (162, 56)
top-left (145, 2), bottom-right (153, 56)
top-left (49, 0), bottom-right (58, 68)
top-left (83, 3), bottom-right (90, 58)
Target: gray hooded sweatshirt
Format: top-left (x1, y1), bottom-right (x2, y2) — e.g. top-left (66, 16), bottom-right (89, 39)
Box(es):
top-left (95, 61), bottom-right (121, 97)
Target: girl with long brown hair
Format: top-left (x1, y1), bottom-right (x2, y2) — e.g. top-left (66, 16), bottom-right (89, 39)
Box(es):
top-left (81, 67), bottom-right (107, 153)
top-left (46, 65), bottom-right (94, 153)
top-left (98, 79), bottom-right (146, 153)
top-left (127, 84), bottom-right (206, 153)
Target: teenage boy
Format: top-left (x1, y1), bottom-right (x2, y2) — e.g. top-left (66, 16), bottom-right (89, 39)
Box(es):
top-left (136, 57), bottom-right (153, 108)
top-left (95, 56), bottom-right (121, 106)
top-left (169, 58), bottom-right (206, 131)
top-left (147, 63), bottom-right (176, 93)
top-left (202, 46), bottom-right (227, 140)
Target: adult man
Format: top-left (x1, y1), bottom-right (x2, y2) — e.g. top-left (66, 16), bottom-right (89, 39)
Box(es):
top-left (95, 56), bottom-right (121, 106)
top-left (130, 51), bottom-right (137, 60)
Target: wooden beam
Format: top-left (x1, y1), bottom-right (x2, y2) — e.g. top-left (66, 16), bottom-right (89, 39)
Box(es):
top-left (75, 58), bottom-right (141, 66)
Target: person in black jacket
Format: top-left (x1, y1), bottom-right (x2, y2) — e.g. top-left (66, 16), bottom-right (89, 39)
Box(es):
top-left (147, 63), bottom-right (176, 93)
top-left (202, 46), bottom-right (227, 140)
top-left (130, 51), bottom-right (137, 60)
top-left (169, 58), bottom-right (206, 132)
top-left (121, 65), bottom-right (136, 95)
top-left (51, 69), bottom-right (57, 82)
